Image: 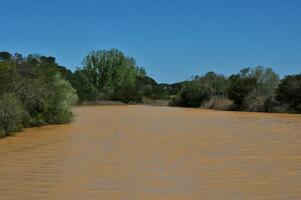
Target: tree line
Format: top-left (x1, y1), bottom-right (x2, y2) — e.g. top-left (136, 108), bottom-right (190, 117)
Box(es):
top-left (56, 49), bottom-right (172, 103)
top-left (0, 49), bottom-right (300, 137)
top-left (170, 67), bottom-right (301, 113)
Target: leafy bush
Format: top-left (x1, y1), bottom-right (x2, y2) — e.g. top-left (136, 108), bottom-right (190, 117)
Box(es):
top-left (0, 52), bottom-right (78, 137)
top-left (14, 55), bottom-right (78, 126)
top-left (264, 97), bottom-right (288, 113)
top-left (170, 80), bottom-right (208, 107)
top-left (170, 72), bottom-right (227, 107)
top-left (241, 90), bottom-right (266, 112)
top-left (0, 94), bottom-right (25, 137)
top-left (43, 73), bottom-right (78, 124)
top-left (112, 85), bottom-right (143, 103)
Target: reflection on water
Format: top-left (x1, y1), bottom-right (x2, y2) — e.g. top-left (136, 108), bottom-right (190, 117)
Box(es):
top-left (0, 105), bottom-right (301, 199)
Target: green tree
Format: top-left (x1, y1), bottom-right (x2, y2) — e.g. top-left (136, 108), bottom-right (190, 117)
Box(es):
top-left (227, 68), bottom-right (257, 106)
top-left (79, 49), bottom-right (142, 103)
top-left (198, 72), bottom-right (228, 97)
top-left (72, 69), bottom-right (100, 101)
top-left (250, 66), bottom-right (280, 97)
top-left (276, 74), bottom-right (301, 113)
top-left (0, 51), bottom-right (12, 61)
top-left (227, 66), bottom-right (279, 111)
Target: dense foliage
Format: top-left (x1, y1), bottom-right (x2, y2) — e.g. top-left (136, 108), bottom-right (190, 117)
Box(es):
top-left (0, 94), bottom-right (25, 137)
top-left (0, 52), bottom-right (78, 137)
top-left (170, 72), bottom-right (228, 107)
top-left (170, 66), bottom-right (301, 113)
top-left (72, 49), bottom-right (145, 103)
top-left (68, 49), bottom-right (178, 103)
top-left (227, 66), bottom-right (280, 111)
top-left (276, 74), bottom-right (301, 113)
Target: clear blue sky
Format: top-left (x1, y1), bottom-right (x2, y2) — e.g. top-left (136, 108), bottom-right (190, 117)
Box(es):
top-left (1, 0), bottom-right (301, 83)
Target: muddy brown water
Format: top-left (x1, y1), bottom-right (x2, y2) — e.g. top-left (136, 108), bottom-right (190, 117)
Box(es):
top-left (1, 105), bottom-right (301, 200)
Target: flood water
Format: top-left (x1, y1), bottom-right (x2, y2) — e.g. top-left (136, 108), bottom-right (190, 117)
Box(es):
top-left (1, 105), bottom-right (301, 200)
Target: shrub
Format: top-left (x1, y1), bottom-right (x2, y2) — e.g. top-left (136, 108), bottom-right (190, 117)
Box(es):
top-left (170, 80), bottom-right (208, 107)
top-left (112, 85), bottom-right (142, 103)
top-left (43, 73), bottom-right (78, 124)
top-left (200, 96), bottom-right (234, 110)
top-left (0, 53), bottom-right (78, 137)
top-left (169, 95), bottom-right (183, 107)
top-left (170, 72), bottom-right (227, 108)
top-left (264, 97), bottom-right (288, 113)
top-left (241, 91), bottom-right (266, 112)
top-left (0, 94), bottom-right (25, 137)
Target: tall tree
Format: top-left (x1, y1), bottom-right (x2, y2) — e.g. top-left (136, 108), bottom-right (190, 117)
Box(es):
top-left (79, 49), bottom-right (143, 103)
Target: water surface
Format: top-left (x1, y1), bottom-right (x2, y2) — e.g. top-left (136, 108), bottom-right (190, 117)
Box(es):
top-left (1, 105), bottom-right (301, 199)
